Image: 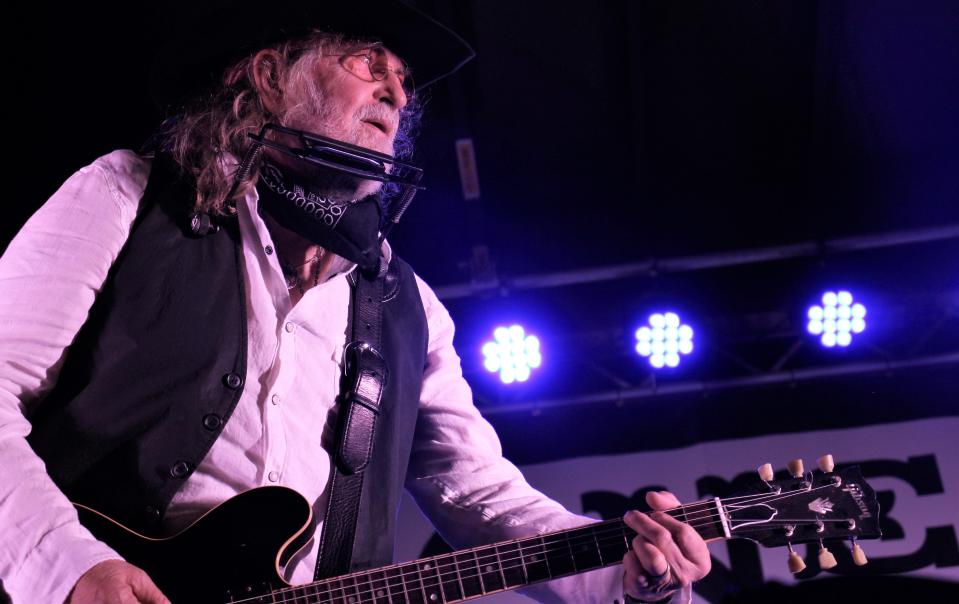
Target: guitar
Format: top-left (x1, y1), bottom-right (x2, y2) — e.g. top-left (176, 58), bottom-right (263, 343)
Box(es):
top-left (76, 457), bottom-right (881, 603)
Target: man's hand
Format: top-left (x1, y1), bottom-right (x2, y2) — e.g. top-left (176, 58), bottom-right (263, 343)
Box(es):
top-left (68, 560), bottom-right (171, 604)
top-left (622, 491), bottom-right (711, 602)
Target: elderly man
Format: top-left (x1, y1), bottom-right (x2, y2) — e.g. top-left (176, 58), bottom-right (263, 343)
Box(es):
top-left (0, 2), bottom-right (709, 602)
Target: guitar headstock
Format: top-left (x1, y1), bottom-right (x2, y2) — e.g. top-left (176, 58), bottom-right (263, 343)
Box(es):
top-left (720, 455), bottom-right (881, 573)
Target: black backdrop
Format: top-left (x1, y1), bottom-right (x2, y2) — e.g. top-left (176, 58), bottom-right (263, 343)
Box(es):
top-left (5, 1), bottom-right (958, 602)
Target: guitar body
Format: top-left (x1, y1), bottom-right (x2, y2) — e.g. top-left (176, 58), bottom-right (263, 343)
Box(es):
top-left (76, 487), bottom-right (311, 602)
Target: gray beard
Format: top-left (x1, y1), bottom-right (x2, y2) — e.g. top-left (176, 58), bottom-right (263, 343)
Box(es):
top-left (278, 88), bottom-right (393, 201)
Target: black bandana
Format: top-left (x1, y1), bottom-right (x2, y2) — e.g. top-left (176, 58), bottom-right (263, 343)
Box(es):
top-left (256, 161), bottom-right (382, 273)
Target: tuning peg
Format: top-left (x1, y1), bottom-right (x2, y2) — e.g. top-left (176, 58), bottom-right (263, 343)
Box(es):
top-left (817, 454), bottom-right (835, 473)
top-left (787, 544), bottom-right (806, 574)
top-left (758, 463), bottom-right (774, 482)
top-left (787, 458), bottom-right (804, 478)
top-left (818, 543), bottom-right (838, 570)
top-left (851, 540), bottom-right (868, 566)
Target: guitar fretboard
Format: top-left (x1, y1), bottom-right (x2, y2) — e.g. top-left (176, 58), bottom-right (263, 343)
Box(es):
top-left (258, 500), bottom-right (725, 604)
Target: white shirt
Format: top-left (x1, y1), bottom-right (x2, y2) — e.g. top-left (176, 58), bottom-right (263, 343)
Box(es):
top-left (0, 151), bottom-right (673, 603)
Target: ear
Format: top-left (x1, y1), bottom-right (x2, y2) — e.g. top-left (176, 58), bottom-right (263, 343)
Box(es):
top-left (251, 49), bottom-right (286, 116)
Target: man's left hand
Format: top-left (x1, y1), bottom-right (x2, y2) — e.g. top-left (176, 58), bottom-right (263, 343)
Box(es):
top-left (621, 491), bottom-right (711, 602)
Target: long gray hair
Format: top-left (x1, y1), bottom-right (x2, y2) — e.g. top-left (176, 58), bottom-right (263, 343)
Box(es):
top-left (163, 30), bottom-right (423, 215)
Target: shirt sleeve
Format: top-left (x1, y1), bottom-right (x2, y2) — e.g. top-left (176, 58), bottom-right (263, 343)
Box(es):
top-left (404, 275), bottom-right (628, 603)
top-left (0, 150), bottom-right (149, 603)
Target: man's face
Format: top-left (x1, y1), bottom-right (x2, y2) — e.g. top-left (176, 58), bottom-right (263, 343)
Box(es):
top-left (272, 44), bottom-right (410, 200)
top-left (282, 45), bottom-right (409, 157)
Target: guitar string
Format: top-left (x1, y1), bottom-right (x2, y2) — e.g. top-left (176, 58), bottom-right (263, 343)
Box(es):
top-left (721, 483), bottom-right (843, 512)
top-left (624, 477), bottom-right (844, 507)
top-left (237, 488), bottom-right (848, 604)
top-left (710, 482), bottom-right (841, 508)
top-left (231, 520), bottom-right (650, 604)
top-left (239, 515), bottom-right (846, 604)
top-left (237, 516), bottom-right (845, 603)
top-left (231, 486), bottom-right (851, 603)
top-left (579, 482), bottom-right (846, 533)
top-left (248, 522), bottom-right (838, 604)
top-left (238, 525), bottom-right (635, 604)
top-left (246, 513), bottom-right (845, 604)
top-left (243, 514), bottom-right (709, 603)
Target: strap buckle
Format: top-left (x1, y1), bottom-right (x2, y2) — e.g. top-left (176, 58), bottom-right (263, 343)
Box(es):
top-left (342, 341), bottom-right (388, 414)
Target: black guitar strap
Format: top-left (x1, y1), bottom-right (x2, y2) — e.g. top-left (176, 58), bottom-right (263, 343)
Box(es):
top-left (314, 260), bottom-right (388, 580)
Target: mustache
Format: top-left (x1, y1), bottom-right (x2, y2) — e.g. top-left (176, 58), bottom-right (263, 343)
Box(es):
top-left (357, 103), bottom-right (400, 135)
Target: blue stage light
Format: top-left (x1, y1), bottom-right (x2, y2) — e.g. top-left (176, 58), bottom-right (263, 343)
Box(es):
top-left (482, 325), bottom-right (542, 384)
top-left (807, 290), bottom-right (867, 348)
top-left (635, 312), bottom-right (694, 368)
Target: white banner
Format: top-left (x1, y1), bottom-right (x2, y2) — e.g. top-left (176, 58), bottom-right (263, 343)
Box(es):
top-left (395, 416), bottom-right (959, 602)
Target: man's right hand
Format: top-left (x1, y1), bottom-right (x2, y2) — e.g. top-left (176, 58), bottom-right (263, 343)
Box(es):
top-left (68, 560), bottom-right (171, 604)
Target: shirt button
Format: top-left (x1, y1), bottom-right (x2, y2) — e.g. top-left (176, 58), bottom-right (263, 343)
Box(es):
top-left (268, 471), bottom-right (279, 482)
top-left (271, 394), bottom-right (281, 405)
top-left (285, 322), bottom-right (296, 333)
top-left (265, 244), bottom-right (274, 255)
top-left (170, 461), bottom-right (192, 479)
top-left (202, 414), bottom-right (222, 431)
top-left (223, 372), bottom-right (244, 389)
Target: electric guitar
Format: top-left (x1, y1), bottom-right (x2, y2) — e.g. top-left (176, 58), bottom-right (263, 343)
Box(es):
top-left (76, 456), bottom-right (881, 603)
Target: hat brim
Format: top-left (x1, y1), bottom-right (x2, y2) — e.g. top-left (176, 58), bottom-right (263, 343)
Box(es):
top-left (150, 0), bottom-right (475, 111)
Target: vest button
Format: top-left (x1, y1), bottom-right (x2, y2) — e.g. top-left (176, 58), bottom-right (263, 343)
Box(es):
top-left (202, 414), bottom-right (222, 431)
top-left (144, 506), bottom-right (161, 524)
top-left (223, 372), bottom-right (243, 389)
top-left (170, 461), bottom-right (192, 478)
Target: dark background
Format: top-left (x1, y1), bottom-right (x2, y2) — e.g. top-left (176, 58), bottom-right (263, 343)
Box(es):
top-left (12, 0), bottom-right (958, 490)
top-left (7, 1), bottom-right (959, 601)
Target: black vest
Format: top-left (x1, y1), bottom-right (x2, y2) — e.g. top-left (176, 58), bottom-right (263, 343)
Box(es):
top-left (27, 155), bottom-right (429, 571)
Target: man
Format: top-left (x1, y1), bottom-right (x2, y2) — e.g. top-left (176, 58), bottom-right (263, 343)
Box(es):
top-left (0, 2), bottom-right (709, 602)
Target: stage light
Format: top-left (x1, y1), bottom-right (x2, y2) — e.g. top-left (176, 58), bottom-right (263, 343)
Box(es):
top-left (482, 325), bottom-right (542, 384)
top-left (807, 290), bottom-right (866, 348)
top-left (635, 312), bottom-right (694, 368)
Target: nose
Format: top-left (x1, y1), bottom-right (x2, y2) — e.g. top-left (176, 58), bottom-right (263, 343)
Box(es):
top-left (376, 69), bottom-right (408, 111)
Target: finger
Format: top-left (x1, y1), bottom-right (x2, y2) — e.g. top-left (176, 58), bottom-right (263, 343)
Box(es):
top-left (624, 511), bottom-right (677, 572)
top-left (646, 490), bottom-right (681, 510)
top-left (648, 511), bottom-right (712, 583)
top-left (651, 511), bottom-right (710, 562)
top-left (625, 510), bottom-right (678, 553)
top-left (130, 572), bottom-right (172, 604)
top-left (622, 550), bottom-right (654, 594)
top-left (630, 538), bottom-right (669, 577)
top-left (108, 586), bottom-right (143, 604)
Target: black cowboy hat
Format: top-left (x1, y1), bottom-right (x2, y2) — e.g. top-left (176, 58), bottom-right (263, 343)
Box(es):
top-left (150, 0), bottom-right (475, 111)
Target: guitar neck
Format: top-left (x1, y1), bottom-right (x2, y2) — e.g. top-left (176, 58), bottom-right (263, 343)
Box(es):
top-left (274, 499), bottom-right (726, 604)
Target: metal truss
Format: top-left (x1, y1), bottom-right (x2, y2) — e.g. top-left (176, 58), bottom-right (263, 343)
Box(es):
top-left (481, 350), bottom-right (959, 416)
top-left (457, 225), bottom-right (959, 414)
top-left (436, 223), bottom-right (959, 300)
